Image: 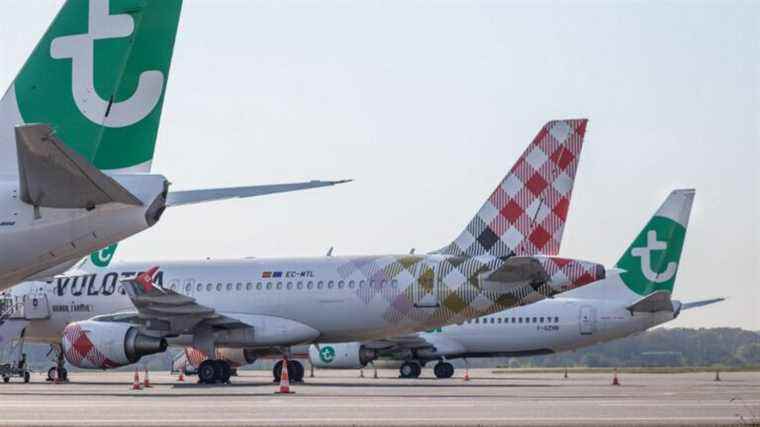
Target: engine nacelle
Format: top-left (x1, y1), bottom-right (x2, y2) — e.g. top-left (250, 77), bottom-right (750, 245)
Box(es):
top-left (62, 321), bottom-right (167, 369)
top-left (308, 343), bottom-right (377, 369)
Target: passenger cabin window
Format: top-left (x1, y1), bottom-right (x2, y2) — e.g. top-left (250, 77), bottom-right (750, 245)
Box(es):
top-left (307, 281), bottom-right (313, 290)
top-left (317, 281), bottom-right (324, 289)
top-left (338, 281), bottom-right (344, 289)
top-left (348, 281), bottom-right (355, 289)
top-left (276, 282), bottom-right (282, 290)
top-left (286, 282), bottom-right (293, 290)
top-left (216, 283), bottom-right (222, 291)
top-left (555, 316), bottom-right (559, 323)
top-left (206, 283), bottom-right (212, 292)
top-left (327, 281), bottom-right (334, 289)
top-left (266, 282), bottom-right (272, 290)
top-left (246, 282), bottom-right (252, 291)
top-left (297, 282), bottom-right (303, 290)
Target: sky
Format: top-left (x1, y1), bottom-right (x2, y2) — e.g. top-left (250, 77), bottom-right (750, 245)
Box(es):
top-left (1, 1), bottom-right (757, 330)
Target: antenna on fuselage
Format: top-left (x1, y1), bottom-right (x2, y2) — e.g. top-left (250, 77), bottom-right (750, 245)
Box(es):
top-left (326, 247), bottom-right (334, 257)
top-left (409, 248), bottom-right (416, 255)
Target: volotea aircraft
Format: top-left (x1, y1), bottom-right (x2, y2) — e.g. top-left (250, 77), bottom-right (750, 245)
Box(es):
top-left (1, 119), bottom-right (605, 384)
top-left (0, 0), bottom-right (348, 292)
top-left (305, 189), bottom-right (724, 378)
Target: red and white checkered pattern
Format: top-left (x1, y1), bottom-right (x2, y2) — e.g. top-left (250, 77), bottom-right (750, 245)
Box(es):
top-left (440, 119), bottom-right (588, 258)
top-left (535, 256), bottom-right (606, 293)
top-left (62, 323), bottom-right (120, 369)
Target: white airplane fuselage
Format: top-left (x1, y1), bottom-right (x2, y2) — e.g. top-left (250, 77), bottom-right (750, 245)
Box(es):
top-left (416, 295), bottom-right (676, 359)
top-left (0, 175), bottom-right (168, 291)
top-left (8, 254), bottom-right (601, 349)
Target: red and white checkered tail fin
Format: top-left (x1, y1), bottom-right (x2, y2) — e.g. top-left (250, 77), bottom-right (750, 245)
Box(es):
top-left (437, 119), bottom-right (589, 258)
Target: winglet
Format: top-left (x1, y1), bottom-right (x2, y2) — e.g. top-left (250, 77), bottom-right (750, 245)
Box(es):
top-left (134, 266), bottom-right (161, 293)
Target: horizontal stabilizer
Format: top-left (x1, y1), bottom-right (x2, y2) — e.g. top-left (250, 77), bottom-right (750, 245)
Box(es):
top-left (165, 179), bottom-right (353, 207)
top-left (16, 124), bottom-right (142, 209)
top-left (626, 290), bottom-right (674, 314)
top-left (681, 298), bottom-right (725, 310)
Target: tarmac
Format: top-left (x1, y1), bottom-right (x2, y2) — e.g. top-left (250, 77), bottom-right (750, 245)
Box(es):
top-left (0, 369), bottom-right (757, 426)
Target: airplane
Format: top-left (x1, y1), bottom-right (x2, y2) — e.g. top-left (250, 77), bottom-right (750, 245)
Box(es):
top-left (0, 0), bottom-right (349, 292)
top-left (306, 189), bottom-right (725, 378)
top-left (0, 118), bottom-right (606, 384)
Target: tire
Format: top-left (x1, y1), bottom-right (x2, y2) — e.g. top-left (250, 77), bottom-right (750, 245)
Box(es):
top-left (198, 360), bottom-right (216, 384)
top-left (213, 360), bottom-right (231, 384)
top-left (289, 360), bottom-right (304, 382)
top-left (434, 362), bottom-right (454, 379)
top-left (61, 368), bottom-right (68, 382)
top-left (2, 376), bottom-right (9, 383)
top-left (23, 371), bottom-right (30, 383)
top-left (47, 367), bottom-right (57, 381)
top-left (399, 362), bottom-right (419, 379)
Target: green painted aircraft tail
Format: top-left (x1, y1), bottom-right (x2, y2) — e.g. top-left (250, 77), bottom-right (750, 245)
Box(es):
top-left (0, 0), bottom-right (183, 174)
top-left (614, 189), bottom-right (695, 296)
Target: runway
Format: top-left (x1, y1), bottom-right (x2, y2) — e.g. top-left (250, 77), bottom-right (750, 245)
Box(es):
top-left (0, 369), bottom-right (757, 426)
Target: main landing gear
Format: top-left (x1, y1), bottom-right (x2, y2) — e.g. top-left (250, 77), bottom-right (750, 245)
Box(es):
top-left (399, 361), bottom-right (422, 379)
top-left (197, 360), bottom-right (232, 384)
top-left (272, 360), bottom-right (304, 383)
top-left (433, 361), bottom-right (455, 379)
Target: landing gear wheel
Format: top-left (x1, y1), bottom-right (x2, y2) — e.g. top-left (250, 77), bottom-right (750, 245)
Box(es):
top-left (47, 367), bottom-right (67, 382)
top-left (399, 362), bottom-right (421, 379)
top-left (23, 371), bottom-right (30, 383)
top-left (434, 362), bottom-right (454, 379)
top-left (289, 360), bottom-right (304, 383)
top-left (213, 360), bottom-right (231, 384)
top-left (2, 376), bottom-right (8, 383)
top-left (198, 360), bottom-right (216, 384)
top-left (273, 360), bottom-right (302, 383)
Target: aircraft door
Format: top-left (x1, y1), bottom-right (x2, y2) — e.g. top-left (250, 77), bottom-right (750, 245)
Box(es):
top-left (412, 260), bottom-right (439, 309)
top-left (22, 294), bottom-right (51, 320)
top-left (579, 305), bottom-right (596, 335)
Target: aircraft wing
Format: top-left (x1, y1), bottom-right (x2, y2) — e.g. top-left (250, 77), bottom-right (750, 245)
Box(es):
top-left (358, 332), bottom-right (466, 359)
top-left (165, 180), bottom-right (352, 207)
top-left (680, 298), bottom-right (725, 310)
top-left (15, 124), bottom-right (142, 209)
top-left (120, 268), bottom-right (248, 335)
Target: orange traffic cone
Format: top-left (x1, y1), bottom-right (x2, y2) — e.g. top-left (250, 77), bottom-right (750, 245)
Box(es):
top-left (131, 367), bottom-right (142, 390)
top-left (463, 366), bottom-right (470, 381)
top-left (275, 357), bottom-right (294, 394)
top-left (611, 368), bottom-right (620, 386)
top-left (143, 366), bottom-right (152, 388)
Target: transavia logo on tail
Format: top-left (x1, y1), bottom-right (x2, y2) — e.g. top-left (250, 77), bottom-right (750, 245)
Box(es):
top-left (50, 0), bottom-right (164, 128)
top-left (617, 216), bottom-right (686, 296)
top-left (91, 244), bottom-right (118, 268)
top-left (631, 231), bottom-right (678, 283)
top-left (319, 346), bottom-right (336, 364)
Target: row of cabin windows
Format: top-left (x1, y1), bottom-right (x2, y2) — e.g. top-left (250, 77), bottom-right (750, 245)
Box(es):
top-left (171, 279), bottom-right (401, 294)
top-left (466, 316), bottom-right (560, 325)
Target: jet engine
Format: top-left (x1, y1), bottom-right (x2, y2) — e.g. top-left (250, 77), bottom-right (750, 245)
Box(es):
top-left (308, 343), bottom-right (377, 369)
top-left (62, 321), bottom-right (167, 369)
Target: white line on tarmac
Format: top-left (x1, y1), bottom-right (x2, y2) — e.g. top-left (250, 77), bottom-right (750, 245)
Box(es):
top-left (0, 417), bottom-right (743, 425)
